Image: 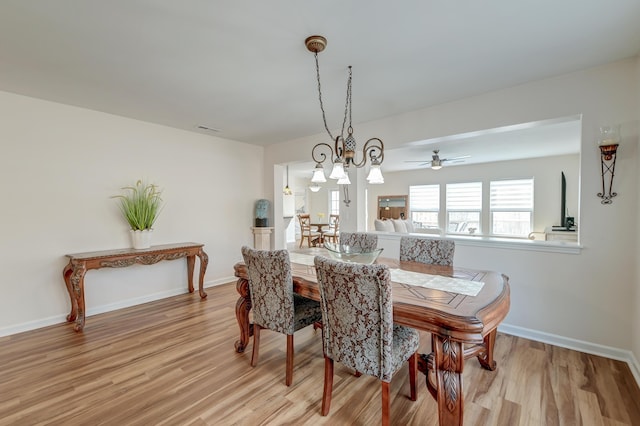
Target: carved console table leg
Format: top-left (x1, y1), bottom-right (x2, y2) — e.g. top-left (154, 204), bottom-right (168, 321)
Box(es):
top-left (477, 328), bottom-right (498, 371)
top-left (432, 335), bottom-right (465, 426)
top-left (70, 262), bottom-right (87, 332)
top-left (187, 255), bottom-right (196, 293)
top-left (197, 249), bottom-right (209, 299)
top-left (234, 276), bottom-right (252, 353)
top-left (62, 262), bottom-right (78, 322)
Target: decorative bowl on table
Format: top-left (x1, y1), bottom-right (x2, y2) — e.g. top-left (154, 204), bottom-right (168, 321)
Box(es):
top-left (323, 242), bottom-right (383, 264)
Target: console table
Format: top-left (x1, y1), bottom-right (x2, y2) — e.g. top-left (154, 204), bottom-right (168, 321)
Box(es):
top-left (63, 242), bottom-right (208, 331)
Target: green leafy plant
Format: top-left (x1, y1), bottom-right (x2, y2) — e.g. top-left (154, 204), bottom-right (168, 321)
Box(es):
top-left (113, 180), bottom-right (163, 230)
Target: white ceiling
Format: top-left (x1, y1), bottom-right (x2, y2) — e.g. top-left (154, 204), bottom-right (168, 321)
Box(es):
top-left (1, 1), bottom-right (639, 150)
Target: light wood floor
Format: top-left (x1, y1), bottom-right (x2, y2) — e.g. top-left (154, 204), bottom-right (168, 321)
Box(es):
top-left (1, 283), bottom-right (639, 426)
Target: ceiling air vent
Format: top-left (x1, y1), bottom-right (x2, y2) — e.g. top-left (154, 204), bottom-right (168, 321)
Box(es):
top-left (195, 125), bottom-right (221, 133)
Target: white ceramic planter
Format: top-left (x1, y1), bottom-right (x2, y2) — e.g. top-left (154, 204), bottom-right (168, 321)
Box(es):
top-left (130, 229), bottom-right (153, 249)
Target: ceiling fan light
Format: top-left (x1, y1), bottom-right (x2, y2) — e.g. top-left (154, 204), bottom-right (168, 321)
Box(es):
top-left (366, 164), bottom-right (384, 184)
top-left (431, 159), bottom-right (443, 170)
top-left (311, 164), bottom-right (327, 183)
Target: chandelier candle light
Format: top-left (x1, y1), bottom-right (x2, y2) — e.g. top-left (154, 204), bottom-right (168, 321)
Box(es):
top-left (306, 35), bottom-right (385, 186)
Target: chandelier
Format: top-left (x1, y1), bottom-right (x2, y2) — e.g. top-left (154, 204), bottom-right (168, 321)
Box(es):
top-left (306, 35), bottom-right (384, 186)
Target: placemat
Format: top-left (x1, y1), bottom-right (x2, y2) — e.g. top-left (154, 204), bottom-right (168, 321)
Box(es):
top-left (288, 252), bottom-right (316, 266)
top-left (390, 268), bottom-right (484, 297)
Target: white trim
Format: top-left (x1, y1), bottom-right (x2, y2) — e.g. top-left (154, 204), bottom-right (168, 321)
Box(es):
top-left (499, 323), bottom-right (640, 388)
top-left (0, 277), bottom-right (234, 337)
top-left (373, 231), bottom-right (582, 254)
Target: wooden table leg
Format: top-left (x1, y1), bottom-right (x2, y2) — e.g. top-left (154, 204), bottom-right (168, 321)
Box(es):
top-left (431, 335), bottom-right (465, 426)
top-left (197, 249), bottom-right (209, 299)
top-left (63, 262), bottom-right (77, 322)
top-left (69, 262), bottom-right (87, 332)
top-left (477, 328), bottom-right (498, 371)
top-left (234, 276), bottom-right (253, 353)
top-left (187, 255), bottom-right (195, 293)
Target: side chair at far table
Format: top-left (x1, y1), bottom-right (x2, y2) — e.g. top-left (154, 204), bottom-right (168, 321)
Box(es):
top-left (298, 214), bottom-right (322, 248)
top-left (322, 214), bottom-right (340, 243)
top-left (240, 246), bottom-right (322, 386)
top-left (314, 255), bottom-right (419, 426)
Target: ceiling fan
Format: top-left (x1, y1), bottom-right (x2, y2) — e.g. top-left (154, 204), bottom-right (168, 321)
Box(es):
top-left (405, 150), bottom-right (470, 170)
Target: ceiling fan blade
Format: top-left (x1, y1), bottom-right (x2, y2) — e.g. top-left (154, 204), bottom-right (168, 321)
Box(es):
top-left (442, 155), bottom-right (471, 162)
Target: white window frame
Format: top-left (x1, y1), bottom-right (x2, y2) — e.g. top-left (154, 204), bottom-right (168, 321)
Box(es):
top-left (409, 184), bottom-right (440, 229)
top-left (446, 182), bottom-right (482, 235)
top-left (330, 190), bottom-right (340, 215)
top-left (490, 178), bottom-right (534, 237)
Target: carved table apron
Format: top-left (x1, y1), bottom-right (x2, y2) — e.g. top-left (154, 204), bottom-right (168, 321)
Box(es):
top-left (63, 242), bottom-right (208, 332)
top-left (233, 254), bottom-right (510, 426)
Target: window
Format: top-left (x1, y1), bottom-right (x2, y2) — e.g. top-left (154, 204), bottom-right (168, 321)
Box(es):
top-left (490, 179), bottom-right (533, 237)
top-left (446, 182), bottom-right (481, 234)
top-left (409, 185), bottom-right (439, 229)
top-left (330, 190), bottom-right (340, 215)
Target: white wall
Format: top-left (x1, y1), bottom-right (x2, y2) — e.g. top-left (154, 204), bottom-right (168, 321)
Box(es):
top-left (634, 56), bottom-right (640, 367)
top-left (265, 58), bottom-right (639, 366)
top-left (0, 91), bottom-right (263, 335)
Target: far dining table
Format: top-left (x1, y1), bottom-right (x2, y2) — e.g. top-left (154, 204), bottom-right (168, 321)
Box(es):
top-left (233, 250), bottom-right (510, 426)
top-left (309, 222), bottom-right (329, 246)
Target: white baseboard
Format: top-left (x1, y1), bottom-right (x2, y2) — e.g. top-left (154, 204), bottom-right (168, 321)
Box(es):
top-left (0, 276), bottom-right (235, 338)
top-left (499, 323), bottom-right (640, 388)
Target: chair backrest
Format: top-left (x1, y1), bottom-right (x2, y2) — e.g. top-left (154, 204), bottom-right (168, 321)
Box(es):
top-left (314, 255), bottom-right (395, 381)
top-left (399, 236), bottom-right (455, 266)
top-left (298, 214), bottom-right (312, 231)
top-left (329, 214), bottom-right (339, 231)
top-left (339, 232), bottom-right (377, 250)
top-left (241, 246), bottom-right (295, 334)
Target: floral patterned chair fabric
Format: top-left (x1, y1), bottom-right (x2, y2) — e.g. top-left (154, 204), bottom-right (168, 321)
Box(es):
top-left (399, 236), bottom-right (455, 266)
top-left (314, 255), bottom-right (419, 423)
top-left (241, 246), bottom-right (322, 386)
top-left (338, 232), bottom-right (378, 251)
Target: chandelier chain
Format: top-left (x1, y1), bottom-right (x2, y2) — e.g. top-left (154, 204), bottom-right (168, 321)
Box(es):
top-left (347, 66), bottom-right (353, 131)
top-left (314, 52), bottom-right (350, 144)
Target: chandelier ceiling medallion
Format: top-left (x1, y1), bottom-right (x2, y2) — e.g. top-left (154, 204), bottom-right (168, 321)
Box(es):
top-left (306, 35), bottom-right (384, 186)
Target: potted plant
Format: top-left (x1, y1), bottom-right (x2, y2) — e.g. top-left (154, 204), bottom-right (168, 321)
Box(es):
top-left (113, 180), bottom-right (163, 249)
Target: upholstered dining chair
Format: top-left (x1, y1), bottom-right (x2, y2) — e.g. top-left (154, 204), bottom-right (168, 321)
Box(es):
top-left (399, 236), bottom-right (455, 266)
top-left (298, 214), bottom-right (322, 248)
top-left (240, 246), bottom-right (322, 386)
top-left (322, 214), bottom-right (340, 243)
top-left (338, 232), bottom-right (378, 250)
top-left (314, 256), bottom-right (419, 425)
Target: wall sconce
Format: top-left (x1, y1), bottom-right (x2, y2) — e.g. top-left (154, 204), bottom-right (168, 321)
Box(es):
top-left (597, 125), bottom-right (620, 204)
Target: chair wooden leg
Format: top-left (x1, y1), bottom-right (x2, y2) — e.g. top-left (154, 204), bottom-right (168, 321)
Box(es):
top-left (299, 237), bottom-right (304, 248)
top-left (409, 352), bottom-right (417, 401)
top-left (381, 381), bottom-right (390, 426)
top-left (285, 334), bottom-right (294, 386)
top-left (251, 325), bottom-right (261, 367)
top-left (322, 356), bottom-right (334, 416)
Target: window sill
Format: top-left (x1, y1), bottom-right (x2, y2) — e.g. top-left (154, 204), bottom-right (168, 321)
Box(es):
top-left (446, 234), bottom-right (581, 254)
top-left (373, 231), bottom-right (582, 254)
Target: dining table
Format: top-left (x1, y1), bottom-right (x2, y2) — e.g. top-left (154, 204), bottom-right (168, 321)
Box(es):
top-left (233, 249), bottom-right (510, 426)
top-left (308, 222), bottom-right (329, 246)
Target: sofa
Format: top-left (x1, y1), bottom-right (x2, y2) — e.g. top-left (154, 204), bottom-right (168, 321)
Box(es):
top-left (373, 218), bottom-right (441, 234)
